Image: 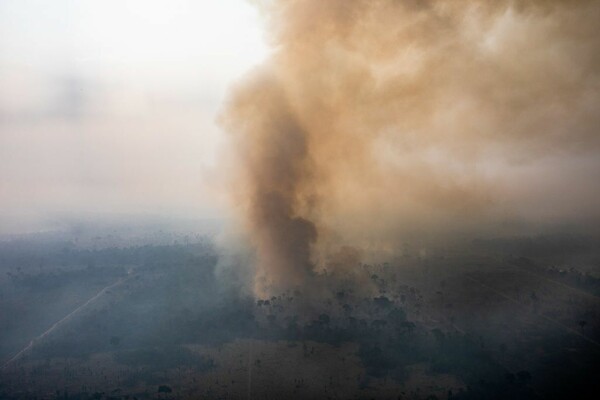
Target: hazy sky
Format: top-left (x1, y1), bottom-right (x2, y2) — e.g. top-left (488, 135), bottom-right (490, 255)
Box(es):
top-left (1, 0), bottom-right (599, 242)
top-left (0, 0), bottom-right (268, 232)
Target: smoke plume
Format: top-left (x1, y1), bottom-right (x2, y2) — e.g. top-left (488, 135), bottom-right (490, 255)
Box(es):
top-left (221, 0), bottom-right (600, 294)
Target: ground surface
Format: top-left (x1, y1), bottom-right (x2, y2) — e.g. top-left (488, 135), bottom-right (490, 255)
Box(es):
top-left (0, 229), bottom-right (598, 399)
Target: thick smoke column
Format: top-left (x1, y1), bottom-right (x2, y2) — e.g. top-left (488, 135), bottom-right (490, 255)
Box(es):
top-left (221, 0), bottom-right (600, 294)
top-left (223, 73), bottom-right (318, 291)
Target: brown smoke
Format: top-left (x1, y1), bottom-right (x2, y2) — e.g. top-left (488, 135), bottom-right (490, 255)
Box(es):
top-left (221, 0), bottom-right (600, 294)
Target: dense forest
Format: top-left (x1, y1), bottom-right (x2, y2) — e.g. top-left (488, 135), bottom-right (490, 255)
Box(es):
top-left (1, 229), bottom-right (598, 399)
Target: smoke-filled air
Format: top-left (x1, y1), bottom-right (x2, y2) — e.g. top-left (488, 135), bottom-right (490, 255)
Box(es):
top-left (1, 1), bottom-right (599, 399)
top-left (222, 0), bottom-right (600, 294)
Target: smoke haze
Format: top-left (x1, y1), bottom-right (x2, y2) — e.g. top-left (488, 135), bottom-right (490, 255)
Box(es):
top-left (221, 0), bottom-right (600, 293)
top-left (0, 0), bottom-right (267, 234)
top-left (2, 3), bottom-right (600, 399)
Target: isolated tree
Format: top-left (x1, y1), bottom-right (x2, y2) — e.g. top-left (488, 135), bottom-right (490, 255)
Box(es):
top-left (400, 321), bottom-right (416, 334)
top-left (318, 314), bottom-right (330, 325)
top-left (516, 370), bottom-right (532, 384)
top-left (505, 373), bottom-right (516, 384)
top-left (374, 296), bottom-right (392, 309)
top-left (388, 308), bottom-right (407, 324)
top-left (579, 320), bottom-right (587, 334)
top-left (431, 328), bottom-right (445, 345)
top-left (530, 291), bottom-right (538, 301)
top-left (499, 343), bottom-right (507, 357)
top-left (158, 385), bottom-right (172, 393)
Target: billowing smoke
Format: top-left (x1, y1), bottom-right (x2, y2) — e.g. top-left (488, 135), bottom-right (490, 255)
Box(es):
top-left (220, 0), bottom-right (600, 294)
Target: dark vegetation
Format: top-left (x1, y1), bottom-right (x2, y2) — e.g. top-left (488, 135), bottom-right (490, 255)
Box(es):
top-left (0, 229), bottom-right (598, 399)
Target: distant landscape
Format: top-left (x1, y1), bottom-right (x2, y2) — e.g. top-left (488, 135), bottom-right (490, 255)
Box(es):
top-left (2, 0), bottom-right (599, 399)
top-left (1, 222), bottom-right (598, 399)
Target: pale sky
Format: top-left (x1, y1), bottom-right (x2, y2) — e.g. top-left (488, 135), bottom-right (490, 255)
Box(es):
top-left (0, 0), bottom-right (269, 232)
top-left (1, 1), bottom-right (599, 238)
